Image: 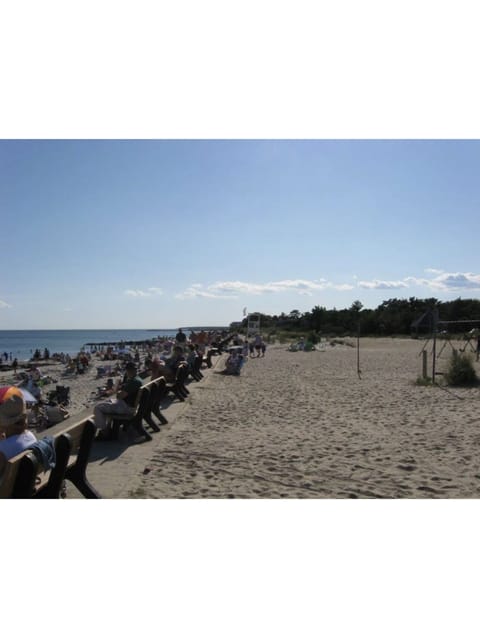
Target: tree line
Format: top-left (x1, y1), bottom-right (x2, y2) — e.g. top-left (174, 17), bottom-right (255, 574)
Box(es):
top-left (234, 297), bottom-right (480, 338)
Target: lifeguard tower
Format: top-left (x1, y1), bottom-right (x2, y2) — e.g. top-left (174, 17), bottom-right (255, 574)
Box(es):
top-left (247, 313), bottom-right (261, 338)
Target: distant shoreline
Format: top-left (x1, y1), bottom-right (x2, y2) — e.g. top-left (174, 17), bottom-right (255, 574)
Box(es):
top-left (0, 327), bottom-right (231, 365)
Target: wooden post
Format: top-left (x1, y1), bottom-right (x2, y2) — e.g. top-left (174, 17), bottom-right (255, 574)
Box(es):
top-left (422, 350), bottom-right (428, 379)
top-left (432, 308), bottom-right (438, 384)
top-left (357, 319), bottom-right (361, 378)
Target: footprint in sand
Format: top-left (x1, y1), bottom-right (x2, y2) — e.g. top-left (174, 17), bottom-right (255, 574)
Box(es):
top-left (417, 486), bottom-right (440, 494)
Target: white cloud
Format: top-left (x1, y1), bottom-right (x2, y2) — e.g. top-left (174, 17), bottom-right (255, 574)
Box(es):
top-left (176, 278), bottom-right (354, 299)
top-left (0, 299), bottom-right (12, 308)
top-left (175, 286), bottom-right (232, 299)
top-left (211, 279), bottom-right (333, 296)
top-left (409, 272), bottom-right (480, 292)
top-left (358, 270), bottom-right (480, 293)
top-left (358, 279), bottom-right (409, 290)
top-left (124, 287), bottom-right (163, 298)
top-left (177, 271), bottom-right (480, 302)
top-left (333, 283), bottom-right (356, 291)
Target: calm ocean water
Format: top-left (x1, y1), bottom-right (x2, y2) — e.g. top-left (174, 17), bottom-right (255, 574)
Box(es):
top-left (0, 328), bottom-right (225, 361)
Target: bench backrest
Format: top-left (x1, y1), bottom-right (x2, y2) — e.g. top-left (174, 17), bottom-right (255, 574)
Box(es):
top-left (0, 434), bottom-right (70, 499)
top-left (0, 449), bottom-right (29, 498)
top-left (0, 416), bottom-right (97, 499)
top-left (59, 417), bottom-right (95, 468)
top-left (175, 363), bottom-right (189, 385)
top-left (144, 376), bottom-right (166, 405)
top-left (63, 417), bottom-right (100, 498)
top-left (136, 384), bottom-right (152, 418)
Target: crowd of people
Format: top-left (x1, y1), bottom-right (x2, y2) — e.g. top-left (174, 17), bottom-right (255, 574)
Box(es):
top-left (0, 328), bottom-right (262, 473)
top-left (92, 329), bottom-right (231, 441)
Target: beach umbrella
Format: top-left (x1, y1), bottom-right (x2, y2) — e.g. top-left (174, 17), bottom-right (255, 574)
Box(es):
top-left (19, 387), bottom-right (38, 404)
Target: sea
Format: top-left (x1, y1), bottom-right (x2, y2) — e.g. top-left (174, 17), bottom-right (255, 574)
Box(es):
top-left (0, 328), bottom-right (227, 362)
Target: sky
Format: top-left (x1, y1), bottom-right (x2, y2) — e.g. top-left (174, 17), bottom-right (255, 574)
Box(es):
top-left (1, 139), bottom-right (480, 329)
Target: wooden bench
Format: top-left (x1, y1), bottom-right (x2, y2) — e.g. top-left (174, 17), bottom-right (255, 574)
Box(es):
top-left (165, 364), bottom-right (190, 401)
top-left (0, 435), bottom-right (69, 499)
top-left (99, 375), bottom-right (173, 441)
top-left (110, 382), bottom-right (155, 441)
top-left (0, 417), bottom-right (101, 499)
top-left (189, 356), bottom-right (204, 381)
top-left (149, 376), bottom-right (169, 425)
top-left (204, 349), bottom-right (217, 368)
top-left (62, 417), bottom-right (101, 498)
top-left (143, 377), bottom-right (169, 428)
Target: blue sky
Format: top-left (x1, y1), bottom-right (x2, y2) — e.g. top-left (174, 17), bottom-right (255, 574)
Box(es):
top-left (1, 139), bottom-right (480, 329)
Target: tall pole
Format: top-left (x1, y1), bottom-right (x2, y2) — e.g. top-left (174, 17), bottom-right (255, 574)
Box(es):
top-left (357, 317), bottom-right (361, 378)
top-left (432, 307), bottom-right (439, 384)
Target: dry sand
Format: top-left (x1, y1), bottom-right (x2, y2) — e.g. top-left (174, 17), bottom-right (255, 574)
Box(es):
top-left (3, 337), bottom-right (480, 498)
top-left (129, 338), bottom-right (480, 499)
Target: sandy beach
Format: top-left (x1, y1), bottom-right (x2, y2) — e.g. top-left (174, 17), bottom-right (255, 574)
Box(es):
top-left (3, 337), bottom-right (480, 498)
top-left (126, 337), bottom-right (480, 499)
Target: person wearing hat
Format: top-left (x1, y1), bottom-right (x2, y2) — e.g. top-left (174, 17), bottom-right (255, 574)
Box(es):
top-left (93, 361), bottom-right (142, 440)
top-left (0, 386), bottom-right (38, 474)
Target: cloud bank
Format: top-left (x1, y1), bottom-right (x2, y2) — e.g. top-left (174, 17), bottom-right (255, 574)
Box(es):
top-left (359, 270), bottom-right (480, 293)
top-left (175, 270), bottom-right (480, 301)
top-left (176, 279), bottom-right (355, 299)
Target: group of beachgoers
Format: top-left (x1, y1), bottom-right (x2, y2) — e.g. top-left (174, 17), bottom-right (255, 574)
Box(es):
top-left (0, 328), bottom-right (232, 461)
top-left (0, 327), bottom-right (255, 479)
top-left (92, 329), bottom-right (231, 441)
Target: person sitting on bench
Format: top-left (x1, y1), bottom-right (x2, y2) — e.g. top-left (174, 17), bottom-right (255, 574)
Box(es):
top-left (93, 362), bottom-right (142, 440)
top-left (0, 386), bottom-right (37, 475)
top-left (154, 346), bottom-right (187, 381)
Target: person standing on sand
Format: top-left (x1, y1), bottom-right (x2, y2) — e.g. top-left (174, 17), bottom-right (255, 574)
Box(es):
top-left (175, 328), bottom-right (187, 349)
top-left (12, 358), bottom-right (18, 376)
top-left (260, 339), bottom-right (266, 357)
